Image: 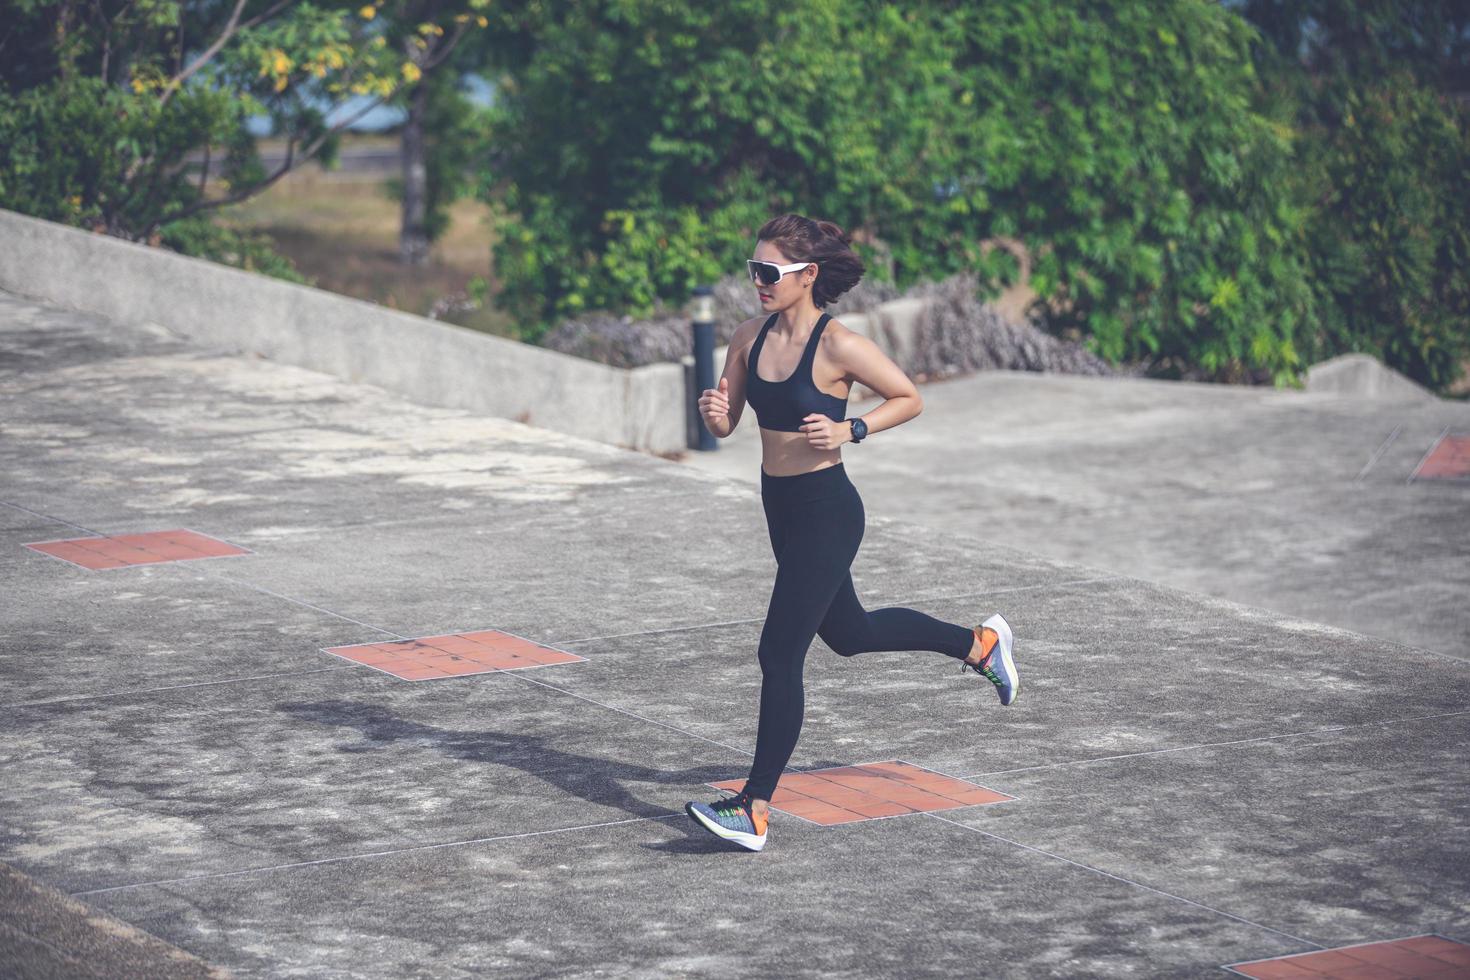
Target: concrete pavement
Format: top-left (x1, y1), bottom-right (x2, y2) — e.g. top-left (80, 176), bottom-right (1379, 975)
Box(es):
top-left (682, 370), bottom-right (1470, 658)
top-left (2, 288), bottom-right (1468, 978)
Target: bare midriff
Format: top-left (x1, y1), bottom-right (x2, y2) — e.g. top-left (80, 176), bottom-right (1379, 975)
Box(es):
top-left (758, 427), bottom-right (843, 477)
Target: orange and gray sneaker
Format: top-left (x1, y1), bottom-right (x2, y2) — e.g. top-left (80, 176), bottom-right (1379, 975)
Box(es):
top-left (962, 613), bottom-right (1017, 705)
top-left (685, 790), bottom-right (768, 851)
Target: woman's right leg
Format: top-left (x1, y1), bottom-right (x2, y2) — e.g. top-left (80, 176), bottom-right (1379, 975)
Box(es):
top-left (741, 467), bottom-right (864, 803)
top-left (817, 568), bottom-right (1019, 705)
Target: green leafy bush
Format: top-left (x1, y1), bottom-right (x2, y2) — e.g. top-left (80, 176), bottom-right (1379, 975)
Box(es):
top-left (1234, 0), bottom-right (1470, 392)
top-left (0, 77), bottom-right (234, 235)
top-left (480, 0), bottom-right (1312, 384)
top-left (1292, 77), bottom-right (1470, 390)
top-left (0, 76), bottom-right (305, 276)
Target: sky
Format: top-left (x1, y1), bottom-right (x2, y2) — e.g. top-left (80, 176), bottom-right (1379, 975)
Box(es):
top-left (245, 74), bottom-right (496, 136)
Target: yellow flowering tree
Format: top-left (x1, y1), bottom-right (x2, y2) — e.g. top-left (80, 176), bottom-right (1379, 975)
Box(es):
top-left (363, 0), bottom-right (494, 264)
top-left (0, 0), bottom-right (490, 263)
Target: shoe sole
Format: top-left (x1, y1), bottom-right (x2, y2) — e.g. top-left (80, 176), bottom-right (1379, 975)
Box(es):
top-left (982, 613), bottom-right (1018, 706)
top-left (685, 803), bottom-right (767, 851)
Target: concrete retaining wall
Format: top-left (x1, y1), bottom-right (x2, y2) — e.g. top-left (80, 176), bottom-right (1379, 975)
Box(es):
top-left (0, 208), bottom-right (937, 455)
top-left (1305, 353), bottom-right (1438, 403)
top-left (0, 208), bottom-right (689, 452)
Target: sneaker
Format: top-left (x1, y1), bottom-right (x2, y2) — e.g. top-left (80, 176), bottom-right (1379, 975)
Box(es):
top-left (961, 613), bottom-right (1018, 706)
top-left (685, 790), bottom-right (768, 851)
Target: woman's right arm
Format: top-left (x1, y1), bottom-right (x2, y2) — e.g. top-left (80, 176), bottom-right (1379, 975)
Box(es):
top-left (700, 317), bottom-right (758, 438)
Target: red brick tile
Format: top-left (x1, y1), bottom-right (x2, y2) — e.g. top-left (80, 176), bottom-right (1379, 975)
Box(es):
top-left (422, 635), bottom-right (487, 655)
top-left (768, 787), bottom-right (812, 805)
top-left (327, 648), bottom-right (401, 667)
top-left (941, 786), bottom-right (1016, 806)
top-left (1423, 948), bottom-right (1470, 970)
top-left (179, 536), bottom-right (247, 557)
top-left (126, 541), bottom-right (204, 560)
top-left (453, 631), bottom-right (584, 665)
top-left (393, 665), bottom-right (449, 679)
top-left (76, 540), bottom-right (151, 559)
top-left (847, 800), bottom-right (915, 818)
top-left (1231, 939), bottom-right (1470, 980)
top-left (781, 801), bottom-right (865, 825)
top-left (1345, 946), bottom-right (1465, 975)
top-left (324, 629), bottom-right (581, 680)
top-left (1396, 935), bottom-right (1470, 959)
top-left (27, 543), bottom-right (130, 569)
top-left (525, 651), bottom-right (584, 667)
top-left (1328, 963), bottom-right (1406, 979)
top-left (1299, 951), bottom-right (1379, 972)
top-left (483, 651), bottom-right (551, 670)
top-left (1230, 960), bottom-right (1323, 979)
top-left (461, 631), bottom-right (547, 653)
top-left (813, 773), bottom-right (895, 797)
top-left (881, 787), bottom-right (961, 808)
top-left (30, 541), bottom-right (86, 556)
top-left (487, 648), bottom-right (554, 666)
top-left (414, 654), bottom-right (477, 671)
top-left (803, 786), bottom-right (875, 807)
top-left (776, 774), bottom-right (831, 793)
top-left (1415, 434), bottom-right (1470, 480)
top-left (709, 762), bottom-right (1011, 825)
top-left (436, 661), bottom-right (496, 677)
top-left (24, 530), bottom-right (246, 569)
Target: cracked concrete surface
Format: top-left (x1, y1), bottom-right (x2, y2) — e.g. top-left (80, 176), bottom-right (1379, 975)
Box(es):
top-left (2, 288), bottom-right (1467, 978)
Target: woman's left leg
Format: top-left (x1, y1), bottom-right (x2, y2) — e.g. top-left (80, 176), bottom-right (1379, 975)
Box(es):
top-left (816, 571), bottom-right (977, 661)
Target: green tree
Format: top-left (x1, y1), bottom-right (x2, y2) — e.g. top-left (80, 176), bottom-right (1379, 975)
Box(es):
top-left (477, 0), bottom-right (1311, 386)
top-left (916, 2), bottom-right (1312, 382)
top-left (0, 0), bottom-right (487, 269)
top-left (1237, 0), bottom-right (1470, 391)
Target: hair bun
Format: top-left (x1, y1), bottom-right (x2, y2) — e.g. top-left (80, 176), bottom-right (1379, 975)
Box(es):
top-left (815, 219), bottom-right (850, 245)
top-left (756, 212), bottom-right (865, 308)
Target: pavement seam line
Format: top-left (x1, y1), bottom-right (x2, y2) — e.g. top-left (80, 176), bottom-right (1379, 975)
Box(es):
top-left (505, 672), bottom-right (758, 761)
top-left (1, 500), bottom-right (102, 536)
top-left (192, 570), bottom-right (414, 638)
top-left (5, 498), bottom-right (1115, 656)
top-left (1407, 424), bottom-right (1451, 483)
top-left (69, 813), bottom-right (685, 898)
top-left (2, 667), bottom-right (357, 710)
top-left (4, 498), bottom-right (755, 765)
top-left (923, 812), bottom-right (1323, 950)
top-left (1355, 423), bottom-right (1402, 482)
top-left (553, 576), bottom-right (1119, 646)
top-left (960, 707), bottom-right (1470, 780)
top-left (3, 499), bottom-right (410, 637)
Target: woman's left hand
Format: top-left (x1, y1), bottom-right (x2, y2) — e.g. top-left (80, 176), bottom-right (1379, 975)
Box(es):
top-left (800, 414), bottom-right (849, 450)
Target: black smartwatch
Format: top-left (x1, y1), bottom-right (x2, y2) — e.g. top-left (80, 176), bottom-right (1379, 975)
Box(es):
top-left (848, 417), bottom-right (867, 443)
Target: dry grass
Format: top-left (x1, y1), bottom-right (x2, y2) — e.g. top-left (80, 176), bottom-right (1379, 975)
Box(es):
top-left (212, 159), bottom-right (515, 338)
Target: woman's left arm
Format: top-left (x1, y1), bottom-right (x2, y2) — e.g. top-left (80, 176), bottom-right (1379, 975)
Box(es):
top-left (800, 327), bottom-right (922, 449)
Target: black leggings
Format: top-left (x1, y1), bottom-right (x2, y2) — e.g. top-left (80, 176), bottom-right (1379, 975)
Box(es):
top-left (741, 462), bottom-right (975, 801)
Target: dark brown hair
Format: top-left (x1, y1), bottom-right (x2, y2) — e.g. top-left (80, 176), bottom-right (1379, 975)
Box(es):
top-left (757, 213), bottom-right (865, 308)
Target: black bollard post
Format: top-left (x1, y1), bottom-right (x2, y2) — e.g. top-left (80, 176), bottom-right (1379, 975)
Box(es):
top-left (690, 285), bottom-right (717, 452)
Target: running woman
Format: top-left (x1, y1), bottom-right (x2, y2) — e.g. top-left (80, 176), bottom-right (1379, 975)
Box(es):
top-left (684, 214), bottom-right (1017, 852)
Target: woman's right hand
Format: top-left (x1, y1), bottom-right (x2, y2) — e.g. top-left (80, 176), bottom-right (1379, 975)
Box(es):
top-left (700, 376), bottom-right (730, 431)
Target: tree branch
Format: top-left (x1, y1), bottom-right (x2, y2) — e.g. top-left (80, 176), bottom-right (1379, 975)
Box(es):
top-left (156, 91), bottom-right (392, 227)
top-left (157, 0), bottom-right (256, 108)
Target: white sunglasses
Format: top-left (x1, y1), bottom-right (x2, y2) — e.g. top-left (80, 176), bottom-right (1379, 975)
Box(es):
top-left (747, 259), bottom-right (814, 286)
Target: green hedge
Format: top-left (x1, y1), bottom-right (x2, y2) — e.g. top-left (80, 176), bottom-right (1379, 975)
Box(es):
top-left (480, 0), bottom-right (1467, 390)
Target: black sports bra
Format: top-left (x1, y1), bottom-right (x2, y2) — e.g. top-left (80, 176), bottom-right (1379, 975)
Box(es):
top-left (745, 312), bottom-right (848, 433)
